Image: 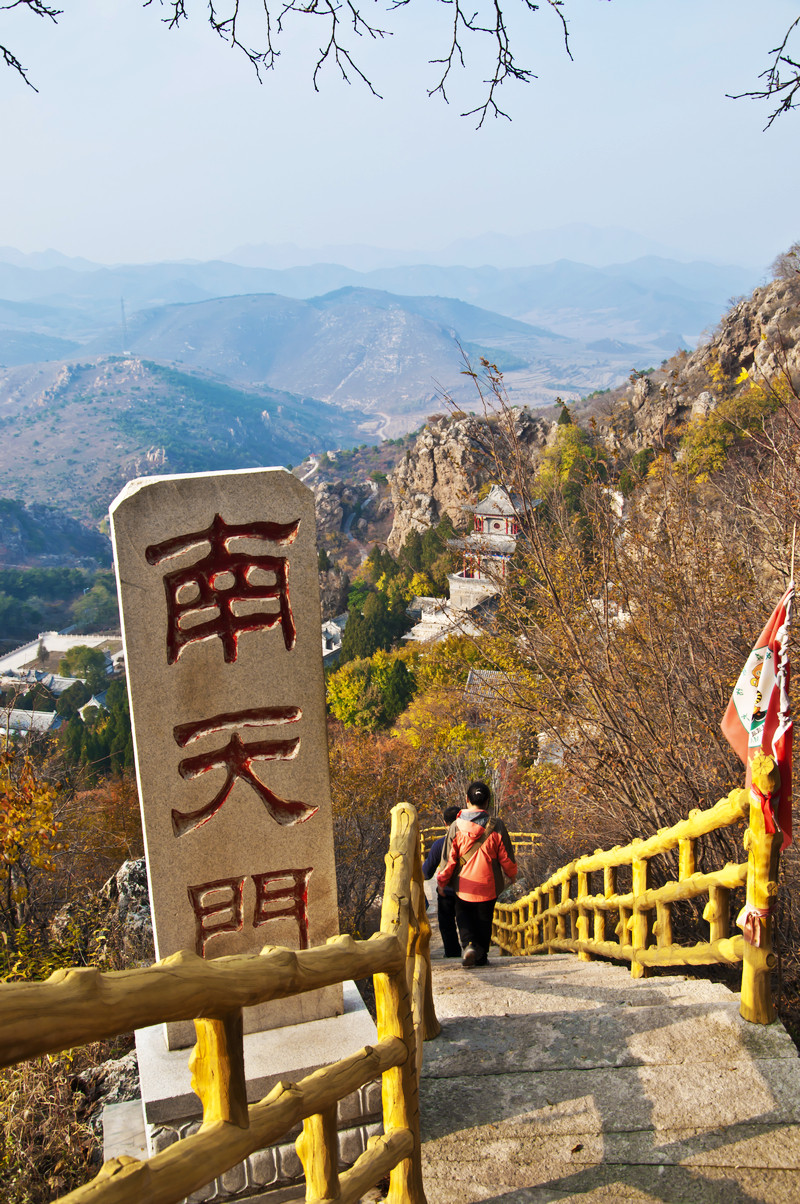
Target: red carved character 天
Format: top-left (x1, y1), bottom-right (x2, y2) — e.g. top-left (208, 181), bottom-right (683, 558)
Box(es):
top-left (172, 707), bottom-right (318, 836)
top-left (146, 513), bottom-right (300, 664)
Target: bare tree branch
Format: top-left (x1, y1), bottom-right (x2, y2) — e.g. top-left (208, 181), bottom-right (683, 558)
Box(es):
top-left (423, 0), bottom-right (570, 126)
top-left (0, 0), bottom-right (60, 90)
top-left (4, 0), bottom-right (571, 119)
top-left (728, 15), bottom-right (800, 129)
top-left (8, 1), bottom-right (800, 131)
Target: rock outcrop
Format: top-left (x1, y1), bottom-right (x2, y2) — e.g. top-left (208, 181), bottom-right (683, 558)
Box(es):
top-left (72, 1050), bottom-right (140, 1138)
top-left (313, 479), bottom-right (382, 538)
top-left (387, 410), bottom-right (552, 552)
top-left (319, 567), bottom-right (349, 620)
top-left (100, 857), bottom-right (153, 953)
top-left (387, 415), bottom-right (486, 552)
top-left (598, 274), bottom-right (800, 453)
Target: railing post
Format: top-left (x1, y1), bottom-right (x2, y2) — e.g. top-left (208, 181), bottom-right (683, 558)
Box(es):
top-left (296, 1105), bottom-right (340, 1201)
top-left (533, 890), bottom-right (543, 951)
top-left (547, 886), bottom-right (558, 949)
top-left (740, 754), bottom-right (782, 1024)
top-left (189, 1010), bottom-right (248, 1128)
top-left (654, 901), bottom-right (672, 948)
top-left (512, 904), bottom-right (522, 955)
top-left (602, 865), bottom-right (615, 949)
top-left (558, 876), bottom-right (569, 941)
top-left (679, 833), bottom-right (696, 880)
top-left (631, 848), bottom-right (650, 979)
top-left (374, 802), bottom-right (428, 1204)
top-left (576, 870), bottom-right (593, 960)
top-left (704, 886), bottom-right (730, 943)
top-left (409, 826), bottom-right (441, 1048)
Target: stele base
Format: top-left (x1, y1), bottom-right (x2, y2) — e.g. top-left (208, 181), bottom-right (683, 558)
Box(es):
top-left (103, 982), bottom-right (381, 1204)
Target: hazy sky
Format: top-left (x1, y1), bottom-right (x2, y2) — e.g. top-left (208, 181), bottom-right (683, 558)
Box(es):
top-left (0, 0), bottom-right (798, 268)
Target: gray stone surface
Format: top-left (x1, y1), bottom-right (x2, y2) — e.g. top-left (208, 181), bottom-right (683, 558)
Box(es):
top-left (102, 1099), bottom-right (148, 1163)
top-left (136, 980), bottom-right (376, 1124)
top-left (420, 952), bottom-right (800, 1203)
top-left (110, 468), bottom-right (341, 1048)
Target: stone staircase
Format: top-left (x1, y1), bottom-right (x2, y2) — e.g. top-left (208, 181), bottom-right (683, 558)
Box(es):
top-left (418, 949), bottom-right (800, 1203)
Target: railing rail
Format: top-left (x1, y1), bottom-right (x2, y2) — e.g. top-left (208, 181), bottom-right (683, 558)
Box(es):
top-left (492, 753), bottom-right (783, 1025)
top-left (421, 825), bottom-right (538, 856)
top-left (0, 802), bottom-right (440, 1204)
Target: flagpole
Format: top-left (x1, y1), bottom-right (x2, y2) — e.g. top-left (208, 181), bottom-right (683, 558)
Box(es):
top-left (791, 522), bottom-right (797, 586)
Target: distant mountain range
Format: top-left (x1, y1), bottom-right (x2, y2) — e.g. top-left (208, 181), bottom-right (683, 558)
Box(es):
top-left (81, 286), bottom-right (678, 424)
top-left (0, 247), bottom-right (760, 354)
top-left (0, 238), bottom-right (766, 520)
top-left (220, 225), bottom-right (736, 271)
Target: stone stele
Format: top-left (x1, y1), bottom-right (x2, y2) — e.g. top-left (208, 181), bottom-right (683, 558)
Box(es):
top-left (110, 468), bottom-right (341, 1048)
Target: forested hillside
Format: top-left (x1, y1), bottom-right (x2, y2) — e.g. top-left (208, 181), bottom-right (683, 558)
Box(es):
top-left (0, 356), bottom-right (368, 521)
top-left (326, 254), bottom-right (800, 1025)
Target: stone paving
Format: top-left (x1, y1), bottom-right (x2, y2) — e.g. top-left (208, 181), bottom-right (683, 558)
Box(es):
top-left (419, 925), bottom-right (800, 1203)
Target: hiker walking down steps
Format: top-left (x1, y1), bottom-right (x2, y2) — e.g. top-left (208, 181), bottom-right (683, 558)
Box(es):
top-left (422, 805), bottom-right (461, 958)
top-left (437, 780), bottom-right (517, 968)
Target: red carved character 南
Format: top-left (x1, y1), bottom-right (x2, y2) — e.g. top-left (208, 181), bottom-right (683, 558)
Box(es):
top-left (146, 513), bottom-right (299, 664)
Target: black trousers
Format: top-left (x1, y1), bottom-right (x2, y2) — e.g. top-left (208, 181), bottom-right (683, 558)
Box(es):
top-left (455, 897), bottom-right (496, 956)
top-left (437, 891), bottom-right (461, 957)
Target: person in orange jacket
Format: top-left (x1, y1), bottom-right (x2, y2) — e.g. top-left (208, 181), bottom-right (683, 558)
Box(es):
top-left (437, 780), bottom-right (517, 967)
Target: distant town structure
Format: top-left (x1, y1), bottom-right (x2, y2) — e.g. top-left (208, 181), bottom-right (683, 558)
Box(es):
top-left (0, 633), bottom-right (123, 742)
top-left (406, 485), bottom-right (521, 644)
top-left (0, 631), bottom-right (123, 676)
top-left (321, 612), bottom-right (348, 667)
top-left (1, 708), bottom-right (62, 738)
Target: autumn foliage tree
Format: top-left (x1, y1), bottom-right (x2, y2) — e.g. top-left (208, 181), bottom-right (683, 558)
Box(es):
top-left (446, 361), bottom-right (796, 873)
top-left (0, 747), bottom-right (60, 943)
top-left (327, 722), bottom-right (435, 935)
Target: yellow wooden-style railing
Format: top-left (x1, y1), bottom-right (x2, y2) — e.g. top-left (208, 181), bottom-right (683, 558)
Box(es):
top-left (421, 825), bottom-right (539, 856)
top-left (0, 802), bottom-right (440, 1204)
top-left (493, 753), bottom-right (783, 1025)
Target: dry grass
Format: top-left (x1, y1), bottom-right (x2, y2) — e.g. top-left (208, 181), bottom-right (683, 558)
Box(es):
top-left (0, 1037), bottom-right (131, 1203)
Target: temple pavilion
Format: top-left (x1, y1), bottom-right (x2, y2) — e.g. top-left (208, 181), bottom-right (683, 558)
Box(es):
top-left (405, 485), bottom-right (520, 643)
top-left (447, 485), bottom-right (519, 611)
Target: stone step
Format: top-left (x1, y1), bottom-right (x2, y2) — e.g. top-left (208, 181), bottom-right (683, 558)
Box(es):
top-left (419, 951), bottom-right (800, 1203)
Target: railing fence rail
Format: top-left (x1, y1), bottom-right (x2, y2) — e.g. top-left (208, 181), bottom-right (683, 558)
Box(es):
top-left (0, 802), bottom-right (439, 1204)
top-left (492, 753), bottom-right (783, 1025)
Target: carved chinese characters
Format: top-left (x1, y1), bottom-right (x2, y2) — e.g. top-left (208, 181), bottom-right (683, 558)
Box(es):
top-left (145, 514), bottom-right (300, 663)
top-left (172, 707), bottom-right (317, 836)
top-left (110, 469), bottom-right (340, 1048)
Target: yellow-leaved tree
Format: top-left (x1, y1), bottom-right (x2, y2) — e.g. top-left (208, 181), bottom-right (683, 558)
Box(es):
top-left (0, 747), bottom-right (60, 947)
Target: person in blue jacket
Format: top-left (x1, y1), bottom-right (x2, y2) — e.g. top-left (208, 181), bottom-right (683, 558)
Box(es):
top-left (422, 805), bottom-right (461, 957)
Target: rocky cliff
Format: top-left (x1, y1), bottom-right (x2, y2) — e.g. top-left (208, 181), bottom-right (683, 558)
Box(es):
top-left (596, 273), bottom-right (800, 452)
top-left (387, 409), bottom-right (552, 552)
top-left (347, 272), bottom-right (800, 556)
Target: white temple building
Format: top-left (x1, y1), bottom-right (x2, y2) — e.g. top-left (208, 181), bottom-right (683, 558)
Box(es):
top-left (405, 485), bottom-right (520, 644)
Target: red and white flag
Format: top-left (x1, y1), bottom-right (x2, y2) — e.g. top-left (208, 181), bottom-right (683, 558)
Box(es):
top-left (721, 584), bottom-right (794, 848)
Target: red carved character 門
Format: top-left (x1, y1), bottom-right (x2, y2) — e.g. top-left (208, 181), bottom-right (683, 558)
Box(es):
top-left (188, 868), bottom-right (312, 956)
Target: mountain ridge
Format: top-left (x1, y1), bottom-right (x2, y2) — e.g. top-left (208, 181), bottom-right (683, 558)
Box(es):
top-left (0, 249), bottom-right (758, 357)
